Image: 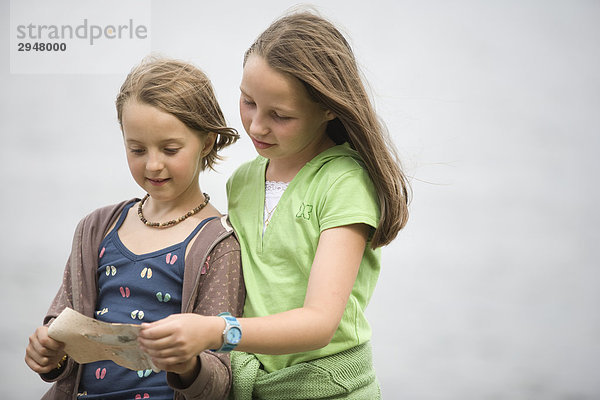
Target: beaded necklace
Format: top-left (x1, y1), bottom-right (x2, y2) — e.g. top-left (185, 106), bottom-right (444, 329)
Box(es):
top-left (137, 193), bottom-right (210, 228)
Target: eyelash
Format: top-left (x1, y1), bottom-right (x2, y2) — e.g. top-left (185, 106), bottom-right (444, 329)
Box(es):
top-left (272, 112), bottom-right (290, 121)
top-left (242, 97), bottom-right (291, 121)
top-left (129, 148), bottom-right (180, 155)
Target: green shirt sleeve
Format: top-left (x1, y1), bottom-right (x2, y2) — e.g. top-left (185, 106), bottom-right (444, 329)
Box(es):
top-left (318, 164), bottom-right (380, 233)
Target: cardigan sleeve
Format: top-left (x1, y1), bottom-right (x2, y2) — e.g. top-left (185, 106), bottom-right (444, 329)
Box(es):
top-left (39, 216), bottom-right (86, 383)
top-left (169, 234), bottom-right (245, 399)
top-left (39, 200), bottom-right (133, 385)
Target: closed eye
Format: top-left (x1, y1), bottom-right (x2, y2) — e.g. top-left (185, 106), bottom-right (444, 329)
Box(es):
top-left (272, 112), bottom-right (291, 121)
top-left (240, 88), bottom-right (255, 106)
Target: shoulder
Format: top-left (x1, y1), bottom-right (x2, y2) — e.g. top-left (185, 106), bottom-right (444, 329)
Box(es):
top-left (308, 143), bottom-right (369, 178)
top-left (209, 233), bottom-right (240, 261)
top-left (75, 198), bottom-right (138, 236)
top-left (312, 155), bottom-right (373, 193)
top-left (319, 156), bottom-right (367, 178)
top-left (227, 156), bottom-right (266, 184)
top-left (308, 149), bottom-right (380, 229)
top-left (188, 216), bottom-right (240, 258)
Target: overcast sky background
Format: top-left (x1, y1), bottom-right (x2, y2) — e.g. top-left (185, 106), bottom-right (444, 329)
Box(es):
top-left (1, 0), bottom-right (599, 398)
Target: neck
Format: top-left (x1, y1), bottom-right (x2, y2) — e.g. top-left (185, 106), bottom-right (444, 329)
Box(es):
top-left (144, 186), bottom-right (205, 219)
top-left (266, 136), bottom-right (335, 182)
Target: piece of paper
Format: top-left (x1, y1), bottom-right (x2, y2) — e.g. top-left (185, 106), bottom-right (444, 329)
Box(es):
top-left (48, 307), bottom-right (158, 372)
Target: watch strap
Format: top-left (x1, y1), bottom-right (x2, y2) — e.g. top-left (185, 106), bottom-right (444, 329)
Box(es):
top-left (213, 312), bottom-right (241, 353)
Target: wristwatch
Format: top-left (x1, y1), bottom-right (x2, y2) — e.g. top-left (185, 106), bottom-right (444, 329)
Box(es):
top-left (213, 312), bottom-right (242, 353)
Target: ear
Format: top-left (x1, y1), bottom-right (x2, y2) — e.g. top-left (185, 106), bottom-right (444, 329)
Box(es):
top-left (324, 110), bottom-right (336, 122)
top-left (201, 132), bottom-right (217, 157)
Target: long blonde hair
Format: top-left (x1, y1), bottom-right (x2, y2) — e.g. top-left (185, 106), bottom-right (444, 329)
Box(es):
top-left (245, 12), bottom-right (409, 247)
top-left (116, 57), bottom-right (239, 171)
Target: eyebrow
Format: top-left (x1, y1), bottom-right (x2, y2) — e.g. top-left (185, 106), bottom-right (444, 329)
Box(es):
top-left (239, 87), bottom-right (251, 97)
top-left (239, 87), bottom-right (295, 115)
top-left (125, 138), bottom-right (186, 145)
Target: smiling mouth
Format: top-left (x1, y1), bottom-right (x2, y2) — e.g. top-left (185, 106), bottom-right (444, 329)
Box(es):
top-left (251, 137), bottom-right (275, 149)
top-left (147, 178), bottom-right (170, 186)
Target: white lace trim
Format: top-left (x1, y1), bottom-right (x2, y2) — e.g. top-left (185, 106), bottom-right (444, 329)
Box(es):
top-left (265, 180), bottom-right (289, 195)
top-left (263, 181), bottom-right (289, 234)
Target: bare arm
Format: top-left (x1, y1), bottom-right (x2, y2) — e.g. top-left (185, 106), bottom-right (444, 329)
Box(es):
top-left (140, 223), bottom-right (368, 360)
top-left (236, 223), bottom-right (369, 354)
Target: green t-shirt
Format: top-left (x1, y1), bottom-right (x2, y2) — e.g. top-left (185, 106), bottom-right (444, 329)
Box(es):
top-left (226, 143), bottom-right (381, 373)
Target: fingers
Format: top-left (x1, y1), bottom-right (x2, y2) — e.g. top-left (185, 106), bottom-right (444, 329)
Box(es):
top-left (138, 317), bottom-right (200, 367)
top-left (139, 334), bottom-right (197, 362)
top-left (35, 326), bottom-right (65, 352)
top-left (139, 313), bottom-right (200, 336)
top-left (25, 350), bottom-right (60, 374)
top-left (138, 320), bottom-right (184, 352)
top-left (137, 314), bottom-right (211, 374)
top-left (138, 313), bottom-right (189, 340)
top-left (142, 339), bottom-right (195, 371)
top-left (25, 326), bottom-right (66, 374)
top-left (138, 314), bottom-right (202, 351)
top-left (138, 320), bottom-right (174, 341)
top-left (139, 334), bottom-right (186, 354)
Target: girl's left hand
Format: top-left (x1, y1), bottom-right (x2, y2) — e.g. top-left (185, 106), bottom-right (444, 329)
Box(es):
top-left (137, 313), bottom-right (223, 375)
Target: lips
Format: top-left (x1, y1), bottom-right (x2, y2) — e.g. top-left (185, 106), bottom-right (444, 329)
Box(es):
top-left (147, 177), bottom-right (170, 186)
top-left (250, 136), bottom-right (275, 150)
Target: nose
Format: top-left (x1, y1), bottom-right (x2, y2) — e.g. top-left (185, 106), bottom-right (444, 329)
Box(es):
top-left (247, 111), bottom-right (270, 137)
top-left (146, 151), bottom-right (164, 172)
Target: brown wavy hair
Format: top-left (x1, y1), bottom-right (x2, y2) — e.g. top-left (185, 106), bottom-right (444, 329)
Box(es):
top-left (244, 11), bottom-right (410, 247)
top-left (116, 56), bottom-right (239, 171)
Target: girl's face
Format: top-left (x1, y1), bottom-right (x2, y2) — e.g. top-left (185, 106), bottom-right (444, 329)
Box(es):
top-left (239, 55), bottom-right (335, 171)
top-left (121, 100), bottom-right (214, 203)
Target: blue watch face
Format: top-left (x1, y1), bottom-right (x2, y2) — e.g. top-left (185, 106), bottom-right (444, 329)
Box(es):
top-left (227, 327), bottom-right (242, 344)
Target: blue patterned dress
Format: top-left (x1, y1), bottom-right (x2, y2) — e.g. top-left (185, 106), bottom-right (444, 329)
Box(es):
top-left (78, 203), bottom-right (214, 399)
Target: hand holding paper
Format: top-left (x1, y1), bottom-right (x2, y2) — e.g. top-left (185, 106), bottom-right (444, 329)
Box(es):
top-left (24, 325), bottom-right (66, 374)
top-left (48, 307), bottom-right (158, 372)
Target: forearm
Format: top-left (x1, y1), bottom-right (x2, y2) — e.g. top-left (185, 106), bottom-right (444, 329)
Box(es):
top-left (228, 225), bottom-right (369, 356)
top-left (234, 307), bottom-right (337, 355)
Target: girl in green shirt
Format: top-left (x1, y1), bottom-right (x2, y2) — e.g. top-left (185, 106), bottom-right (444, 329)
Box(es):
top-left (140, 10), bottom-right (410, 400)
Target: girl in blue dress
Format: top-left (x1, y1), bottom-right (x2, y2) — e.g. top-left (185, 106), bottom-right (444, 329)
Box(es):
top-left (25, 57), bottom-right (244, 400)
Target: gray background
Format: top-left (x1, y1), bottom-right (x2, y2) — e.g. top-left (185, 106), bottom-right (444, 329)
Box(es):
top-left (2, 0), bottom-right (599, 398)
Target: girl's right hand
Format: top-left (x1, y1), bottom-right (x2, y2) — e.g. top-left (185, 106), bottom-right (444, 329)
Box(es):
top-left (25, 326), bottom-right (66, 374)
